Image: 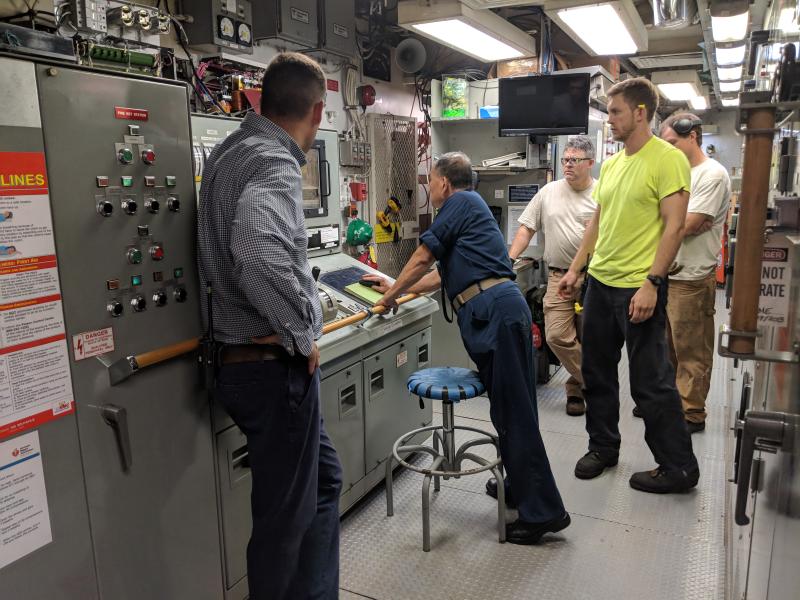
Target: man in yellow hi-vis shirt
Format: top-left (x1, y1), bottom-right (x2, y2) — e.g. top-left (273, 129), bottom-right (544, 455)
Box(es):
top-left (558, 78), bottom-right (699, 494)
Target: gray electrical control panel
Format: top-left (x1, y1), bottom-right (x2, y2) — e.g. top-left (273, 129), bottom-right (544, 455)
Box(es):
top-left (339, 138), bottom-right (372, 168)
top-left (22, 63), bottom-right (221, 599)
top-left (253, 0), bottom-right (318, 46)
top-left (68, 0), bottom-right (109, 33)
top-left (183, 0), bottom-right (254, 54)
top-left (319, 0), bottom-right (357, 57)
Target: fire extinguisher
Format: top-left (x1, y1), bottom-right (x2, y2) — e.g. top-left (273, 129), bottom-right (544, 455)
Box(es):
top-left (531, 323), bottom-right (543, 350)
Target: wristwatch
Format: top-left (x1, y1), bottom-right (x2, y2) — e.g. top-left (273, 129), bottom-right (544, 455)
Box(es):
top-left (646, 274), bottom-right (665, 287)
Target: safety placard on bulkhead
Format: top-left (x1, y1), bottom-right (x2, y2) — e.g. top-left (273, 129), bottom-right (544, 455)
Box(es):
top-left (72, 327), bottom-right (115, 361)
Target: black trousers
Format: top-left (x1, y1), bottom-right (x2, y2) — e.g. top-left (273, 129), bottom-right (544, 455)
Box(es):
top-left (581, 276), bottom-right (698, 473)
top-left (458, 282), bottom-right (565, 523)
top-left (216, 359), bottom-right (342, 600)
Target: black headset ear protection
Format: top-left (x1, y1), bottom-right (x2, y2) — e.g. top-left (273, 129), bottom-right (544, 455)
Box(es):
top-left (672, 116), bottom-right (703, 135)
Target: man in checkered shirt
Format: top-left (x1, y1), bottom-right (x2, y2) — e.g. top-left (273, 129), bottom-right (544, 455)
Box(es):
top-left (198, 52), bottom-right (342, 600)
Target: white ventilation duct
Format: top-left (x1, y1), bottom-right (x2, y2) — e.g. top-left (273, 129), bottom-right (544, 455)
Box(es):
top-left (653, 0), bottom-right (692, 29)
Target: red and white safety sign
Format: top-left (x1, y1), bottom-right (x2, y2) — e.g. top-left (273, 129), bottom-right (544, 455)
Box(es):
top-left (72, 327), bottom-right (115, 361)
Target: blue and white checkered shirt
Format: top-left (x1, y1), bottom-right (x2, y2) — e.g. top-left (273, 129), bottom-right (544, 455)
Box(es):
top-left (197, 113), bottom-right (323, 357)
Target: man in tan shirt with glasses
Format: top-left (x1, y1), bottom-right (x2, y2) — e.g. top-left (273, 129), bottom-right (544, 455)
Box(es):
top-left (509, 136), bottom-right (597, 416)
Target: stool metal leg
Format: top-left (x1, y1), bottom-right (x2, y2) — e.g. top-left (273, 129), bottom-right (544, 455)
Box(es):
top-left (441, 401), bottom-right (457, 479)
top-left (385, 455), bottom-right (395, 517)
top-left (432, 431), bottom-right (441, 492)
top-left (491, 464), bottom-right (507, 544)
top-left (422, 456), bottom-right (444, 552)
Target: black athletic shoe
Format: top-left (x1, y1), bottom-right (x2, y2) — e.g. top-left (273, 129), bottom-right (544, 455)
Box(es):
top-left (506, 513), bottom-right (571, 545)
top-left (574, 451), bottom-right (619, 479)
top-left (485, 477), bottom-right (517, 508)
top-left (629, 466), bottom-right (700, 494)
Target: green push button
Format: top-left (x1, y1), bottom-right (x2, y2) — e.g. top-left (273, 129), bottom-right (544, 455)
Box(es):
top-left (165, 175), bottom-right (177, 187)
top-left (118, 148), bottom-right (134, 164)
top-left (127, 248), bottom-right (143, 265)
top-left (131, 274), bottom-right (143, 286)
top-left (121, 176), bottom-right (134, 187)
top-left (173, 267), bottom-right (184, 279)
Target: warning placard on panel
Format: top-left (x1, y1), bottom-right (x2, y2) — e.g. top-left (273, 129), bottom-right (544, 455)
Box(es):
top-left (758, 242), bottom-right (792, 329)
top-left (72, 328), bottom-right (115, 361)
top-left (0, 152), bottom-right (74, 440)
top-left (0, 430), bottom-right (53, 570)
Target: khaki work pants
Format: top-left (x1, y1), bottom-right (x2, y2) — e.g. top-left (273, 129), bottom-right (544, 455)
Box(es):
top-left (666, 274), bottom-right (717, 424)
top-left (543, 271), bottom-right (584, 399)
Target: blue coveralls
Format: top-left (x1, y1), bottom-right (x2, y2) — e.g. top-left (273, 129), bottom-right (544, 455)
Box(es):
top-left (420, 190), bottom-right (565, 523)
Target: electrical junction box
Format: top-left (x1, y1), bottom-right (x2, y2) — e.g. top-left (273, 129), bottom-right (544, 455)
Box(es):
top-left (183, 0), bottom-right (254, 55)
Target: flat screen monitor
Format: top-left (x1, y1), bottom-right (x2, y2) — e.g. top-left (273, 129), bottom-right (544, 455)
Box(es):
top-left (499, 73), bottom-right (590, 136)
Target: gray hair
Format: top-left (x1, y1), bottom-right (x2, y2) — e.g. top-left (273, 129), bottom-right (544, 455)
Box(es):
top-left (433, 152), bottom-right (473, 189)
top-left (563, 135), bottom-right (595, 160)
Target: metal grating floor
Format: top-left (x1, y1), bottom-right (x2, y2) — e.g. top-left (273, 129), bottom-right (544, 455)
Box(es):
top-left (338, 293), bottom-right (731, 600)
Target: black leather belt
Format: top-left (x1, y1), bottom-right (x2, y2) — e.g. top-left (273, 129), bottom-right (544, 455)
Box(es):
top-left (548, 266), bottom-right (569, 274)
top-left (220, 344), bottom-right (290, 365)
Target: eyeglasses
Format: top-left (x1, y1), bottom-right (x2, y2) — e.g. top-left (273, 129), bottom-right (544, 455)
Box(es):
top-left (560, 157), bottom-right (591, 165)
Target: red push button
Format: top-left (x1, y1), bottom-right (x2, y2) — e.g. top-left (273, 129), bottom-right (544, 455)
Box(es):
top-left (149, 245), bottom-right (165, 261)
top-left (142, 149), bottom-right (156, 165)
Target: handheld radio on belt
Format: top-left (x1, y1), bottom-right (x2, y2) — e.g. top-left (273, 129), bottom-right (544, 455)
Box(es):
top-left (574, 255), bottom-right (591, 314)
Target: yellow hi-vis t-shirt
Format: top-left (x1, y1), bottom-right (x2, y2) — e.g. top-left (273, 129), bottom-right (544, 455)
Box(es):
top-left (589, 136), bottom-right (691, 288)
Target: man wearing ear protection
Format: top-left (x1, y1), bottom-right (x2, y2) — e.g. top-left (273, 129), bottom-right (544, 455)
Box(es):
top-left (659, 113), bottom-right (732, 434)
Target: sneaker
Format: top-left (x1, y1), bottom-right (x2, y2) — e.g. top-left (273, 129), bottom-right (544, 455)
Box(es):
top-left (686, 421), bottom-right (706, 434)
top-left (632, 406), bottom-right (642, 418)
top-left (574, 451), bottom-right (619, 479)
top-left (566, 396), bottom-right (586, 417)
top-left (629, 466), bottom-right (700, 494)
top-left (506, 512), bottom-right (571, 545)
top-left (485, 477), bottom-right (517, 508)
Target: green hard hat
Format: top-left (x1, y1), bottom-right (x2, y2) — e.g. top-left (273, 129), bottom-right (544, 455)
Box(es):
top-left (346, 219), bottom-right (373, 245)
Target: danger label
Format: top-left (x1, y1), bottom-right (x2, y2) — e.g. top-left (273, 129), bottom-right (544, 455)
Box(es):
top-left (72, 327), bottom-right (115, 361)
top-left (758, 242), bottom-right (791, 328)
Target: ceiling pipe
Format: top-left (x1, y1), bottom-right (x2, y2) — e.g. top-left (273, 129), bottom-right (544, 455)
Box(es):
top-left (652, 0), bottom-right (694, 29)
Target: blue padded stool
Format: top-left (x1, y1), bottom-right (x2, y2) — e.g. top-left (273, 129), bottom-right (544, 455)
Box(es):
top-left (385, 367), bottom-right (506, 551)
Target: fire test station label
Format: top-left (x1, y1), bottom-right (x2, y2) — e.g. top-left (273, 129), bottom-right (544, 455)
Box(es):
top-left (0, 152), bottom-right (75, 441)
top-left (0, 430), bottom-right (52, 570)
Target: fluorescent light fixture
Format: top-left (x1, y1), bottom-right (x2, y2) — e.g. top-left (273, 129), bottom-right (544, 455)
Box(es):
top-left (715, 44), bottom-right (746, 66)
top-left (656, 83), bottom-right (698, 101)
top-left (779, 7), bottom-right (800, 33)
top-left (689, 96), bottom-right (708, 110)
top-left (717, 65), bottom-right (743, 80)
top-left (652, 69), bottom-right (702, 102)
top-left (412, 21), bottom-right (522, 61)
top-left (398, 0), bottom-right (536, 62)
top-left (544, 0), bottom-right (647, 56)
top-left (721, 97), bottom-right (740, 107)
top-left (711, 12), bottom-right (749, 42)
top-left (718, 80), bottom-right (741, 92)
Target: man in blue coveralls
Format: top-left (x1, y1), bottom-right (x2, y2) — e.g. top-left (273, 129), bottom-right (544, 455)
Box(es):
top-left (368, 152), bottom-right (569, 544)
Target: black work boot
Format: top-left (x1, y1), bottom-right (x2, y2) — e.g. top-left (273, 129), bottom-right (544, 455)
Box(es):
top-left (629, 466), bottom-right (700, 494)
top-left (485, 477), bottom-right (517, 508)
top-left (574, 451), bottom-right (618, 479)
top-left (686, 421), bottom-right (706, 434)
top-left (506, 513), bottom-right (571, 545)
top-left (566, 396), bottom-right (586, 416)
